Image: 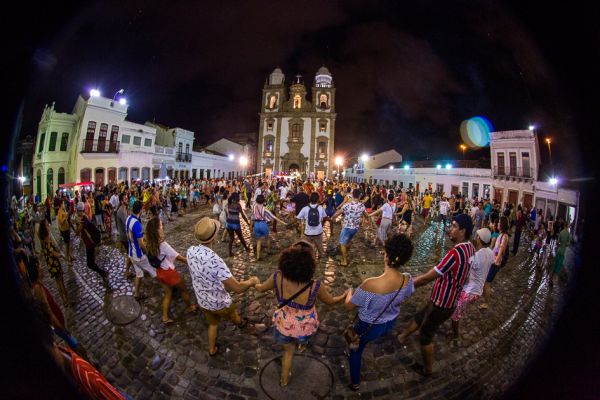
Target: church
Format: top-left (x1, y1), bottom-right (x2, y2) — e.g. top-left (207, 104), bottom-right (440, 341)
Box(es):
top-left (256, 66), bottom-right (336, 179)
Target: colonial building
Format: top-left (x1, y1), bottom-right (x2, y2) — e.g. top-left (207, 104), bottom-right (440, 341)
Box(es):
top-left (345, 129), bottom-right (579, 225)
top-left (256, 67), bottom-right (336, 179)
top-left (32, 93), bottom-right (244, 199)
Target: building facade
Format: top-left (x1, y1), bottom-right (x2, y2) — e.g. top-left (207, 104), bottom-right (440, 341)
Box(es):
top-left (345, 129), bottom-right (579, 225)
top-left (256, 67), bottom-right (336, 179)
top-left (32, 94), bottom-right (244, 199)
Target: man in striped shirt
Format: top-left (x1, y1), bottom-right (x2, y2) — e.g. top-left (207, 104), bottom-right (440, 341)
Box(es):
top-left (397, 213), bottom-right (475, 376)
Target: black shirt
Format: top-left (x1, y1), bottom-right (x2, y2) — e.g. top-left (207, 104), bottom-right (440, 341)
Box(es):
top-left (291, 192), bottom-right (309, 216)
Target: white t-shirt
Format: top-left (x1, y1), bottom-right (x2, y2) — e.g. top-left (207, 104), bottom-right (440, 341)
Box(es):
top-left (297, 204), bottom-right (327, 236)
top-left (186, 245), bottom-right (233, 311)
top-left (158, 241), bottom-right (179, 270)
top-left (439, 201), bottom-right (450, 215)
top-left (381, 202), bottom-right (396, 219)
top-left (279, 186), bottom-right (288, 200)
top-left (462, 247), bottom-right (494, 295)
top-left (109, 194), bottom-right (119, 209)
top-left (470, 205), bottom-right (479, 219)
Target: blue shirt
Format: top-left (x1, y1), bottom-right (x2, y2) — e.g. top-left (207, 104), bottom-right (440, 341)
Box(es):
top-left (126, 215), bottom-right (144, 259)
top-left (351, 275), bottom-right (415, 324)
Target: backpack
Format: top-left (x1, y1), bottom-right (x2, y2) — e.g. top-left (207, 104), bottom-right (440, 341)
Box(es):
top-left (307, 205), bottom-right (320, 227)
top-left (84, 219), bottom-right (101, 245)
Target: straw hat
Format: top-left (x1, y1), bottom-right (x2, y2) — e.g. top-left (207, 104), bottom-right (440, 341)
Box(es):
top-left (194, 217), bottom-right (221, 243)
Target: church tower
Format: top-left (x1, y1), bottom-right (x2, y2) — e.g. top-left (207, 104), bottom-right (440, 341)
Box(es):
top-left (256, 66), bottom-right (336, 179)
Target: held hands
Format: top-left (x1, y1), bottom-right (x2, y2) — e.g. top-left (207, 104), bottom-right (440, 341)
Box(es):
top-left (249, 276), bottom-right (261, 286)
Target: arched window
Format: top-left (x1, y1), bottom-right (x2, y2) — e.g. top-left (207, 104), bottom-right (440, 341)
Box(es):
top-left (319, 94), bottom-right (328, 109)
top-left (118, 167), bottom-right (128, 182)
top-left (49, 132), bottom-right (58, 151)
top-left (293, 95), bottom-right (301, 109)
top-left (60, 132), bottom-right (69, 151)
top-left (85, 121), bottom-right (96, 152)
top-left (108, 167), bottom-right (116, 184)
top-left (265, 139), bottom-right (273, 152)
top-left (109, 125), bottom-right (119, 152)
top-left (131, 168), bottom-right (139, 180)
top-left (46, 168), bottom-right (54, 196)
top-left (142, 167), bottom-right (150, 181)
top-left (269, 95), bottom-right (277, 109)
top-left (80, 168), bottom-right (91, 182)
top-left (98, 123), bottom-right (108, 152)
top-left (318, 141), bottom-right (327, 155)
top-left (57, 167), bottom-right (65, 186)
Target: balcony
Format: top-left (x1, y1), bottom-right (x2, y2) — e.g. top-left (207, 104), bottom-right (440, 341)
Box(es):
top-left (176, 153), bottom-right (192, 162)
top-left (317, 153), bottom-right (327, 160)
top-left (81, 139), bottom-right (120, 154)
top-left (493, 166), bottom-right (534, 181)
top-left (263, 151), bottom-right (273, 158)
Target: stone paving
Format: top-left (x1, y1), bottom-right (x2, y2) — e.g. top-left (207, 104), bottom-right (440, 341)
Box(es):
top-left (41, 204), bottom-right (572, 399)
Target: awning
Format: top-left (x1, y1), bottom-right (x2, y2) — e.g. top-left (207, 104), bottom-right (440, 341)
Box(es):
top-left (59, 181), bottom-right (94, 188)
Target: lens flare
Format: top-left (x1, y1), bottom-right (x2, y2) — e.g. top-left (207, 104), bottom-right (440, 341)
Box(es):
top-left (460, 116), bottom-right (494, 149)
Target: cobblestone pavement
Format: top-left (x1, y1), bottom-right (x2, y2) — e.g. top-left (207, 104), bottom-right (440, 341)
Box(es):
top-left (41, 204), bottom-right (571, 399)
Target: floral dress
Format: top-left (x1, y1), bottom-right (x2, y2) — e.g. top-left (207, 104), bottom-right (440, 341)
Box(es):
top-left (42, 239), bottom-right (63, 278)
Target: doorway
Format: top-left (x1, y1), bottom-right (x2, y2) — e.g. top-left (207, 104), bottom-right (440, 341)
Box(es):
top-left (95, 168), bottom-right (105, 187)
top-left (494, 188), bottom-right (503, 204)
top-left (508, 190), bottom-right (518, 207)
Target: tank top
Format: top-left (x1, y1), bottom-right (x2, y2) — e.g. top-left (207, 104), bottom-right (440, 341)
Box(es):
top-left (272, 271), bottom-right (321, 338)
top-left (226, 203), bottom-right (241, 224)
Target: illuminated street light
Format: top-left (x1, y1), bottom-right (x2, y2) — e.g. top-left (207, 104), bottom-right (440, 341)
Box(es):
top-left (549, 177), bottom-right (558, 186)
top-left (18, 176), bottom-right (25, 183)
top-left (404, 165), bottom-right (410, 170)
top-left (545, 138), bottom-right (553, 167)
top-left (436, 164), bottom-right (442, 170)
top-left (335, 156), bottom-right (343, 177)
top-left (528, 125), bottom-right (535, 131)
top-left (228, 154), bottom-right (235, 161)
top-left (460, 144), bottom-right (467, 160)
top-left (239, 156), bottom-right (248, 167)
top-left (90, 89), bottom-right (101, 97)
top-left (360, 154), bottom-right (369, 162)
top-left (446, 163), bottom-right (452, 169)
top-left (389, 165), bottom-right (394, 170)
top-left (119, 98), bottom-right (127, 105)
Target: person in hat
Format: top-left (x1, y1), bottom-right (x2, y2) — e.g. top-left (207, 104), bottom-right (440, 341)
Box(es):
top-left (187, 217), bottom-right (260, 356)
top-left (396, 213), bottom-right (475, 376)
top-left (450, 227), bottom-right (494, 338)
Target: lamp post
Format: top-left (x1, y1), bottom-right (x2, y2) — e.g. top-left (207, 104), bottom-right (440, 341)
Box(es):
top-left (113, 88), bottom-right (124, 102)
top-left (460, 144), bottom-right (466, 160)
top-left (335, 156), bottom-right (343, 179)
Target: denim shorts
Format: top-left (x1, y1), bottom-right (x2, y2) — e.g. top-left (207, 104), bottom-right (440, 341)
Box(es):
top-left (226, 222), bottom-right (241, 231)
top-left (272, 326), bottom-right (312, 345)
top-left (253, 220), bottom-right (269, 238)
top-left (339, 227), bottom-right (358, 245)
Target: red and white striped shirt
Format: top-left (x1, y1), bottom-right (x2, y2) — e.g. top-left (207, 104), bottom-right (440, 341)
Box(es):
top-left (431, 241), bottom-right (475, 309)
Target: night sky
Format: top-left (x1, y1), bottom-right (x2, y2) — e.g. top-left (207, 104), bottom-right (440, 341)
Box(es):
top-left (9, 1), bottom-right (598, 178)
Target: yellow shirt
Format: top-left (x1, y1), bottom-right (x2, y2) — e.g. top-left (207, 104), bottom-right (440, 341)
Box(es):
top-left (57, 208), bottom-right (69, 232)
top-left (422, 194), bottom-right (433, 209)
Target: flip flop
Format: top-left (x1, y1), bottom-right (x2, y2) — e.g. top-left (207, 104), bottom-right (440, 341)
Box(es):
top-left (162, 318), bottom-right (174, 326)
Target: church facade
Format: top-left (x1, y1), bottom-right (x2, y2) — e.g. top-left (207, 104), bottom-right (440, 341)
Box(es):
top-left (256, 67), bottom-right (336, 179)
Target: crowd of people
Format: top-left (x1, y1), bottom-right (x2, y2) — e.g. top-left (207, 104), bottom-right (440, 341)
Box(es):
top-left (8, 174), bottom-right (583, 395)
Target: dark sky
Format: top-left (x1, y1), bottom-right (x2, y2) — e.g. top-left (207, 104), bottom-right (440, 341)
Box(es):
top-left (11, 0), bottom-right (598, 178)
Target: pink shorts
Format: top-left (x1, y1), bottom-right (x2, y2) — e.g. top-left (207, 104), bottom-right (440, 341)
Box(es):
top-left (451, 291), bottom-right (480, 322)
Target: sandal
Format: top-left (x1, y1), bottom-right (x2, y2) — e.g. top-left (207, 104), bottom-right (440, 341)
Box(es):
top-left (162, 318), bottom-right (175, 326)
top-left (349, 383), bottom-right (360, 391)
top-left (478, 303), bottom-right (488, 310)
top-left (297, 343), bottom-right (307, 353)
top-left (209, 344), bottom-right (219, 357)
top-left (185, 304), bottom-right (200, 314)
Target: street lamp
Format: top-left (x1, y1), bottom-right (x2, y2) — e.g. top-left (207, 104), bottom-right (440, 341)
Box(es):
top-left (335, 156), bottom-right (343, 177)
top-left (460, 144), bottom-right (467, 160)
top-left (545, 138), bottom-right (553, 166)
top-left (89, 89), bottom-right (101, 97)
top-left (239, 155), bottom-right (248, 176)
top-left (549, 177), bottom-right (558, 186)
top-left (113, 88), bottom-right (124, 102)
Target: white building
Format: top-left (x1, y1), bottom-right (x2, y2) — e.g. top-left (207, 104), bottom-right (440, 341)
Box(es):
top-left (204, 137), bottom-right (255, 175)
top-left (32, 93), bottom-right (244, 199)
top-left (256, 67), bottom-right (336, 179)
top-left (345, 129), bottom-right (579, 225)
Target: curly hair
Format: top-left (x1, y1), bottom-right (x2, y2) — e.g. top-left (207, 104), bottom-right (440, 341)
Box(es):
top-left (278, 244), bottom-right (316, 284)
top-left (384, 233), bottom-right (414, 268)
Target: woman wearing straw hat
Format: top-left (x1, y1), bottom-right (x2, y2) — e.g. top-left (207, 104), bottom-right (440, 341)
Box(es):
top-left (187, 217), bottom-right (260, 356)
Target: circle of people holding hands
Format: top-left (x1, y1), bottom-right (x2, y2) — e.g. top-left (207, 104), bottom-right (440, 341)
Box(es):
top-left (9, 175), bottom-right (576, 397)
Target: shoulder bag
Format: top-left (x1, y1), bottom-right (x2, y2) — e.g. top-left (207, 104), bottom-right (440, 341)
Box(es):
top-left (344, 275), bottom-right (406, 351)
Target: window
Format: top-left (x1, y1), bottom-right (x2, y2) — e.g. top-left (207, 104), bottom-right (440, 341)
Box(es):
top-left (265, 139), bottom-right (273, 152)
top-left (57, 167), bottom-right (65, 186)
top-left (86, 121), bottom-right (96, 140)
top-left (48, 132), bottom-right (58, 151)
top-left (178, 142), bottom-right (183, 154)
top-left (144, 138), bottom-right (152, 147)
top-left (497, 152), bottom-right (505, 175)
top-left (133, 136), bottom-right (141, 146)
top-left (408, 182), bottom-right (413, 188)
top-left (293, 95), bottom-right (301, 109)
top-left (60, 132), bottom-right (68, 151)
top-left (509, 152), bottom-right (517, 176)
top-left (318, 141), bottom-right (326, 155)
top-left (118, 167), bottom-right (128, 182)
top-left (36, 169), bottom-right (41, 195)
top-left (319, 122), bottom-right (327, 132)
top-left (38, 133), bottom-right (45, 153)
top-left (131, 168), bottom-right (139, 180)
top-left (121, 134), bottom-right (130, 144)
top-left (46, 168), bottom-right (53, 196)
top-left (267, 121), bottom-right (273, 131)
top-left (185, 143), bottom-right (190, 154)
top-left (522, 152), bottom-right (531, 177)
top-left (269, 95), bottom-right (277, 109)
top-left (319, 94), bottom-right (328, 109)
top-left (393, 180), bottom-right (397, 187)
top-left (472, 183), bottom-right (479, 198)
top-left (400, 181), bottom-right (404, 188)
top-left (483, 184), bottom-right (490, 199)
top-left (110, 125), bottom-right (119, 143)
top-left (291, 124), bottom-right (301, 141)
top-left (80, 168), bottom-right (91, 182)
top-left (462, 182), bottom-right (469, 198)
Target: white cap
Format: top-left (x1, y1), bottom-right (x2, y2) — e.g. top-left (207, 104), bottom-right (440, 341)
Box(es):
top-left (476, 227), bottom-right (491, 244)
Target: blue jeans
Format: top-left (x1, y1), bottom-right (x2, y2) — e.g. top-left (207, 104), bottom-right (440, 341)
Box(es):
top-left (349, 319), bottom-right (397, 385)
top-left (339, 227), bottom-right (358, 245)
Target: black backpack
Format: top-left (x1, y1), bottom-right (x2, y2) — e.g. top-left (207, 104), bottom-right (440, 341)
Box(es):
top-left (84, 219), bottom-right (101, 245)
top-left (307, 205), bottom-right (320, 227)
